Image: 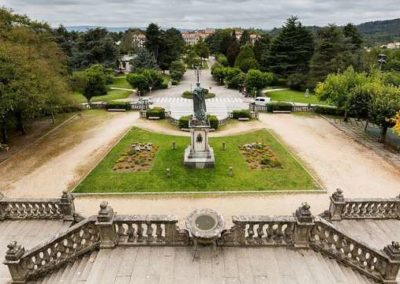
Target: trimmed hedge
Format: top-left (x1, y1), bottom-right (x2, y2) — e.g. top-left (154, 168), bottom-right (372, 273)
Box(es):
top-left (182, 91), bottom-right (216, 99)
top-left (209, 115), bottom-right (219, 130)
top-left (232, 109), bottom-right (251, 119)
top-left (146, 107), bottom-right (166, 119)
top-left (314, 105), bottom-right (345, 116)
top-left (105, 102), bottom-right (131, 110)
top-left (266, 102), bottom-right (293, 112)
top-left (179, 115), bottom-right (191, 129)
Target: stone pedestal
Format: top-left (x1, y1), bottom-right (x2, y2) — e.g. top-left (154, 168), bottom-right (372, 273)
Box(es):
top-left (184, 120), bottom-right (215, 168)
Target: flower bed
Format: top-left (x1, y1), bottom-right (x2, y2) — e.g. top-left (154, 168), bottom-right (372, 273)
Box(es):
top-left (239, 143), bottom-right (282, 169)
top-left (113, 143), bottom-right (159, 172)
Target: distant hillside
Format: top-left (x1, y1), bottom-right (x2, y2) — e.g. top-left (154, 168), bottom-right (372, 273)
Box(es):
top-left (357, 18), bottom-right (400, 46)
top-left (65, 26), bottom-right (131, 33)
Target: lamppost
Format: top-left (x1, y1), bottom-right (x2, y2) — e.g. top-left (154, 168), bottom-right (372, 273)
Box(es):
top-left (378, 54), bottom-right (387, 70)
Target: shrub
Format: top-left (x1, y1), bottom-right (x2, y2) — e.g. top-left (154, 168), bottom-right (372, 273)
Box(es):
top-left (146, 107), bottom-right (165, 119)
top-left (266, 102), bottom-right (293, 112)
top-left (232, 109), bottom-right (251, 119)
top-left (216, 54), bottom-right (229, 66)
top-left (314, 105), bottom-right (344, 116)
top-left (287, 73), bottom-right (308, 91)
top-left (182, 91), bottom-right (193, 99)
top-left (179, 115), bottom-right (191, 129)
top-left (171, 80), bottom-right (179, 85)
top-left (208, 115), bottom-right (219, 130)
top-left (105, 102), bottom-right (131, 110)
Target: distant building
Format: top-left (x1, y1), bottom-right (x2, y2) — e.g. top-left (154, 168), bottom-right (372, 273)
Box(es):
top-left (182, 29), bottom-right (215, 45)
top-left (380, 42), bottom-right (400, 49)
top-left (131, 33), bottom-right (146, 49)
top-left (118, 54), bottom-right (135, 73)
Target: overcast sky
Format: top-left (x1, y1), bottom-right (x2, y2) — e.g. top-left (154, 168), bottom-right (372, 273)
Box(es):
top-left (3, 0), bottom-right (400, 29)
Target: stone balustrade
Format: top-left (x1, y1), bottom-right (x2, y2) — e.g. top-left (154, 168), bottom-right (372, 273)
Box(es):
top-left (4, 201), bottom-right (400, 283)
top-left (4, 217), bottom-right (100, 282)
top-left (114, 215), bottom-right (189, 246)
top-left (328, 188), bottom-right (400, 220)
top-left (0, 191), bottom-right (75, 221)
top-left (310, 217), bottom-right (400, 283)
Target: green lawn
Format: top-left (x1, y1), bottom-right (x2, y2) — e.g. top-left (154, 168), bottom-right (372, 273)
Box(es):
top-left (110, 76), bottom-right (132, 89)
top-left (266, 90), bottom-right (329, 105)
top-left (74, 128), bottom-right (319, 193)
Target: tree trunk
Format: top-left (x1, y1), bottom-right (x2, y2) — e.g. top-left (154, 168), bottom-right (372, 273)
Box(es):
top-left (379, 126), bottom-right (388, 143)
top-left (343, 110), bottom-right (349, 122)
top-left (51, 111), bottom-right (55, 124)
top-left (15, 112), bottom-right (26, 135)
top-left (1, 118), bottom-right (8, 144)
top-left (364, 120), bottom-right (369, 132)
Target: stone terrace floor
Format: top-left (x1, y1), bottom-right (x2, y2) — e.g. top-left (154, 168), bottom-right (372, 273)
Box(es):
top-left (36, 246), bottom-right (374, 284)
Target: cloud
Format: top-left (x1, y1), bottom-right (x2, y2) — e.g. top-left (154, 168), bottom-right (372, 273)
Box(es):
top-left (3, 0), bottom-right (400, 29)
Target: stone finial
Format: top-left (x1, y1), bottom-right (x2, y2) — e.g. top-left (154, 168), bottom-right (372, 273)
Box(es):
top-left (295, 202), bottom-right (314, 223)
top-left (97, 201), bottom-right (114, 223)
top-left (5, 241), bottom-right (25, 261)
top-left (384, 241), bottom-right (400, 261)
top-left (60, 190), bottom-right (75, 221)
top-left (331, 188), bottom-right (345, 202)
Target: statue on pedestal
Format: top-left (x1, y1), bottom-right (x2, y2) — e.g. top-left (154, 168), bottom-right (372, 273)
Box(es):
top-left (192, 83), bottom-right (207, 123)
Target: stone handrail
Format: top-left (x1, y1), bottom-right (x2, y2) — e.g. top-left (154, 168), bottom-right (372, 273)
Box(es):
top-left (114, 215), bottom-right (189, 246)
top-left (4, 216), bottom-right (100, 282)
top-left (0, 191), bottom-right (75, 221)
top-left (222, 215), bottom-right (297, 246)
top-left (328, 189), bottom-right (400, 220)
top-left (311, 217), bottom-right (400, 283)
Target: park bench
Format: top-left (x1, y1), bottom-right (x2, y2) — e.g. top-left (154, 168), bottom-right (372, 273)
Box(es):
top-left (238, 117), bottom-right (250, 121)
top-left (148, 116), bottom-right (161, 120)
top-left (107, 109), bottom-right (126, 112)
top-left (273, 110), bottom-right (291, 113)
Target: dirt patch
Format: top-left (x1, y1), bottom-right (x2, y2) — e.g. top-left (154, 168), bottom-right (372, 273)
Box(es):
top-left (239, 142), bottom-right (282, 169)
top-left (113, 143), bottom-right (158, 172)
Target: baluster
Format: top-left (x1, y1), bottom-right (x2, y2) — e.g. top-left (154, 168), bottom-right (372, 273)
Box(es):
top-left (137, 222), bottom-right (144, 242)
top-left (117, 223), bottom-right (126, 236)
top-left (275, 224), bottom-right (284, 244)
top-left (256, 223), bottom-right (264, 239)
top-left (265, 224), bottom-right (273, 243)
top-left (156, 223), bottom-right (163, 242)
top-left (247, 224), bottom-right (254, 240)
top-left (127, 223), bottom-right (135, 243)
top-left (147, 222), bottom-right (154, 242)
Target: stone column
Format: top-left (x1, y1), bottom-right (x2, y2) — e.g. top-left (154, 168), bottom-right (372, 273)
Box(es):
top-left (383, 241), bottom-right (400, 284)
top-left (293, 203), bottom-right (315, 249)
top-left (328, 188), bottom-right (346, 221)
top-left (4, 241), bottom-right (26, 283)
top-left (60, 191), bottom-right (75, 221)
top-left (95, 202), bottom-right (118, 248)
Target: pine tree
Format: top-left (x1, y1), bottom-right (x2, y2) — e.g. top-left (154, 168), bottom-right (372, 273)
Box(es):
top-left (131, 48), bottom-right (158, 71)
top-left (267, 17), bottom-right (314, 77)
top-left (253, 34), bottom-right (271, 68)
top-left (226, 31), bottom-right (240, 67)
top-left (234, 45), bottom-right (259, 72)
top-left (239, 30), bottom-right (250, 46)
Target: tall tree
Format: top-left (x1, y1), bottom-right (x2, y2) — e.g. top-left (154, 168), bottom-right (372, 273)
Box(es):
top-left (343, 23), bottom-right (363, 50)
top-left (158, 28), bottom-right (185, 70)
top-left (226, 31), bottom-right (240, 67)
top-left (267, 17), bottom-right (314, 77)
top-left (253, 34), bottom-right (271, 68)
top-left (239, 30), bottom-right (250, 46)
top-left (131, 48), bottom-right (158, 72)
top-left (71, 65), bottom-right (108, 104)
top-left (234, 45), bottom-right (259, 72)
top-left (145, 23), bottom-right (163, 62)
top-left (309, 25), bottom-right (354, 87)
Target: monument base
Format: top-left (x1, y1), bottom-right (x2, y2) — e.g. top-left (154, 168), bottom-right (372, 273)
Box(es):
top-left (184, 146), bottom-right (215, 169)
top-left (183, 120), bottom-right (215, 169)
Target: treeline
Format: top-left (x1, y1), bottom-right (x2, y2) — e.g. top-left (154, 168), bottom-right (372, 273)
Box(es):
top-left (206, 17), bottom-right (371, 91)
top-left (0, 8), bottom-right (73, 143)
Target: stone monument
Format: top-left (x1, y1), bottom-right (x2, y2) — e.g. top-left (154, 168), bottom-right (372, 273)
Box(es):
top-left (184, 72), bottom-right (215, 168)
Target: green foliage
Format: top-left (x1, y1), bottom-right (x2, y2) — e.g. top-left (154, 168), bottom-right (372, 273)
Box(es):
top-left (208, 115), bottom-right (219, 130)
top-left (169, 60), bottom-right (186, 82)
top-left (245, 70), bottom-right (274, 93)
top-left (216, 54), bottom-right (229, 66)
top-left (105, 102), bottom-right (131, 110)
top-left (226, 32), bottom-right (240, 67)
top-left (267, 17), bottom-right (314, 77)
top-left (314, 106), bottom-right (345, 116)
top-left (131, 48), bottom-right (158, 72)
top-left (287, 73), bottom-right (308, 91)
top-left (235, 45), bottom-right (259, 73)
top-left (158, 28), bottom-right (185, 70)
top-left (146, 107), bottom-right (166, 119)
top-left (178, 115), bottom-right (191, 129)
top-left (232, 110), bottom-right (251, 119)
top-left (239, 30), bottom-right (251, 46)
top-left (204, 29), bottom-right (232, 55)
top-left (253, 34), bottom-right (271, 68)
top-left (181, 91), bottom-right (215, 99)
top-left (266, 102), bottom-right (293, 112)
top-left (72, 65), bottom-right (108, 103)
top-left (126, 69), bottom-right (164, 94)
top-left (194, 38), bottom-right (210, 59)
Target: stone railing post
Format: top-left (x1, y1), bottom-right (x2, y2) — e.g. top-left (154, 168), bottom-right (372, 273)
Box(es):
top-left (3, 241), bottom-right (26, 283)
top-left (396, 194), bottom-right (400, 219)
top-left (329, 188), bottom-right (346, 221)
top-left (382, 242), bottom-right (400, 284)
top-left (95, 202), bottom-right (118, 248)
top-left (60, 191), bottom-right (75, 221)
top-left (293, 203), bottom-right (315, 249)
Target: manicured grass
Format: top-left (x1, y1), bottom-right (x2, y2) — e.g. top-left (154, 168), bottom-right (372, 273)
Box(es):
top-left (74, 128), bottom-right (319, 193)
top-left (72, 89), bottom-right (132, 103)
top-left (266, 90), bottom-right (329, 105)
top-left (110, 76), bottom-right (132, 89)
